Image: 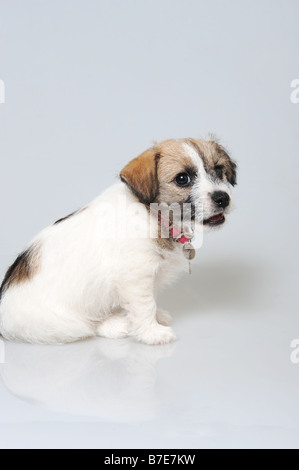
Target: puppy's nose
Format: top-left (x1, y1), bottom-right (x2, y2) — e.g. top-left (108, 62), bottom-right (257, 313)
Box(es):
top-left (211, 191), bottom-right (230, 209)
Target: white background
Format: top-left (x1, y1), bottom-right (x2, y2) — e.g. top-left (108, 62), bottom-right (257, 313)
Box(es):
top-left (0, 0), bottom-right (298, 449)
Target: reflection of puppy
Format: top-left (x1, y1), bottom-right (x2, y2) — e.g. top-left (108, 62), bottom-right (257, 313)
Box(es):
top-left (0, 339), bottom-right (176, 420)
top-left (0, 138), bottom-right (237, 345)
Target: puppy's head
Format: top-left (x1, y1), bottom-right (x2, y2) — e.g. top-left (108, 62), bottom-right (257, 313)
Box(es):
top-left (120, 137), bottom-right (237, 230)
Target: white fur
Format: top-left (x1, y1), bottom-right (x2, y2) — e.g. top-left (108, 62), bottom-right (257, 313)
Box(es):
top-left (0, 183), bottom-right (187, 345)
top-left (0, 142), bottom-right (233, 345)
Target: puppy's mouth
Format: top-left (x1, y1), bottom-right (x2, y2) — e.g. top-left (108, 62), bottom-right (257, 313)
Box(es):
top-left (203, 213), bottom-right (225, 226)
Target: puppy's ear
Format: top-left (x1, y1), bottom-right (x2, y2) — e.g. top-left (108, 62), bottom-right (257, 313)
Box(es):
top-left (227, 158), bottom-right (237, 186)
top-left (214, 142), bottom-right (237, 186)
top-left (120, 149), bottom-right (160, 204)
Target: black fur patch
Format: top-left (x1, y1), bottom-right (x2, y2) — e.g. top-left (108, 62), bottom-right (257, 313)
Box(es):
top-left (184, 165), bottom-right (198, 183)
top-left (54, 211), bottom-right (78, 225)
top-left (227, 159), bottom-right (237, 186)
top-left (0, 248), bottom-right (34, 302)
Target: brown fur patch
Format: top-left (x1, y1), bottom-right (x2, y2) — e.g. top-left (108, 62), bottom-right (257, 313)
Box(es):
top-left (154, 140), bottom-right (197, 205)
top-left (0, 244), bottom-right (41, 299)
top-left (120, 149), bottom-right (160, 205)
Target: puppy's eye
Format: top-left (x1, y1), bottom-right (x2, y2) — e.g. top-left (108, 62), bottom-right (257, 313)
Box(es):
top-left (215, 165), bottom-right (224, 179)
top-left (175, 173), bottom-right (191, 187)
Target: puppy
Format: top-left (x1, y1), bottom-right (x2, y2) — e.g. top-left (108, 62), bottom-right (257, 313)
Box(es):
top-left (0, 138), bottom-right (237, 345)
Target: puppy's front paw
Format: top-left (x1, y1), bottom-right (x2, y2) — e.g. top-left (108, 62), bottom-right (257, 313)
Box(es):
top-left (137, 324), bottom-right (177, 346)
top-left (157, 308), bottom-right (173, 326)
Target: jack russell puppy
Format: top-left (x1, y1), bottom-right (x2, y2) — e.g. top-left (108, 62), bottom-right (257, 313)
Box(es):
top-left (0, 138), bottom-right (237, 345)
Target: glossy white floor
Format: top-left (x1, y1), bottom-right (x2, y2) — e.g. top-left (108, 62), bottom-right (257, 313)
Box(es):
top-left (0, 239), bottom-right (298, 449)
